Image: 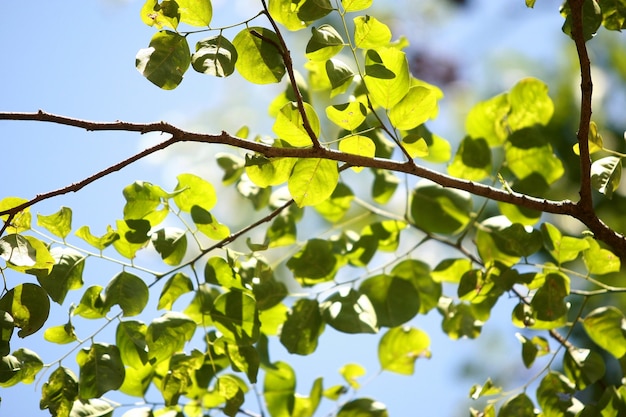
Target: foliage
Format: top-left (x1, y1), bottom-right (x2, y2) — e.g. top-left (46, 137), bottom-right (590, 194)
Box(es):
top-left (2, 0), bottom-right (626, 416)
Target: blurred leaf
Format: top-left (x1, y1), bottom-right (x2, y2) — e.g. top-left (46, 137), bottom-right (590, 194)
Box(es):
top-left (583, 237), bottom-right (620, 275)
top-left (583, 307), bottom-right (626, 358)
top-left (264, 361), bottom-right (295, 417)
top-left (337, 398), bottom-right (388, 417)
top-left (342, 0), bottom-right (372, 12)
top-left (280, 299), bottom-right (324, 355)
top-left (136, 30), bottom-right (191, 89)
top-left (40, 366), bottom-right (78, 417)
top-left (507, 77), bottom-right (554, 130)
top-left (564, 347), bottom-right (605, 390)
top-left (448, 136), bottom-right (491, 181)
top-left (469, 378), bottom-right (502, 400)
top-left (378, 326), bottom-right (430, 375)
top-left (233, 27), bottom-right (285, 84)
top-left (75, 225), bottom-right (119, 250)
top-left (465, 93), bottom-right (510, 146)
top-left (410, 179), bottom-right (472, 235)
top-left (372, 168), bottom-right (399, 204)
top-left (340, 363), bottom-right (365, 389)
top-left (561, 0), bottom-right (602, 41)
top-left (217, 153), bottom-right (245, 185)
top-left (146, 312), bottom-right (196, 365)
top-left (314, 182), bottom-right (354, 222)
top-left (530, 272), bottom-right (569, 322)
top-left (499, 393), bottom-right (535, 417)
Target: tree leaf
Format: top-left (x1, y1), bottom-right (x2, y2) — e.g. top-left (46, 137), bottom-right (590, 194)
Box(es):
top-left (388, 86), bottom-right (438, 130)
top-left (103, 271), bottom-right (149, 317)
top-left (0, 283), bottom-right (50, 338)
top-left (306, 24), bottom-right (345, 61)
top-left (353, 15), bottom-right (392, 49)
top-left (582, 237), bottom-right (620, 275)
top-left (325, 58), bottom-right (355, 96)
top-left (289, 158), bottom-right (338, 207)
top-left (326, 101), bottom-right (368, 131)
top-left (40, 366), bottom-right (79, 417)
top-left (320, 288), bottom-right (378, 334)
top-left (499, 393), bottom-right (535, 417)
top-left (338, 135), bottom-right (376, 172)
top-left (448, 136), bottom-right (492, 181)
top-left (37, 207), bottom-right (72, 239)
top-left (591, 156), bottom-right (622, 199)
top-left (44, 323), bottom-right (77, 345)
top-left (173, 173), bottom-right (217, 212)
top-left (287, 238), bottom-right (341, 285)
top-left (410, 179), bottom-right (472, 235)
top-left (273, 102), bottom-right (321, 147)
top-left (74, 225), bottom-right (119, 251)
top-left (583, 306), bottom-right (626, 358)
top-left (359, 274), bottom-right (420, 327)
top-left (151, 227), bottom-right (187, 266)
top-left (0, 348), bottom-right (43, 387)
top-left (146, 312), bottom-right (196, 365)
top-left (177, 0), bottom-right (212, 27)
top-left (76, 343), bottom-right (125, 399)
top-left (342, 0), bottom-right (372, 12)
top-left (465, 93), bottom-right (510, 146)
top-left (211, 290), bottom-right (260, 346)
top-left (264, 361), bottom-right (295, 417)
top-left (378, 326), bottom-right (430, 375)
top-left (541, 222), bottom-right (590, 264)
top-left (564, 348), bottom-right (605, 390)
top-left (530, 272), bottom-right (569, 322)
top-left (190, 205), bottom-right (230, 240)
top-left (158, 272), bottom-right (194, 310)
top-left (74, 286), bottom-right (109, 320)
top-left (0, 197), bottom-right (31, 233)
top-left (37, 247), bottom-right (85, 305)
top-left (280, 299), bottom-right (325, 355)
top-left (192, 35), bottom-right (237, 77)
top-left (507, 77), bottom-right (554, 130)
top-left (337, 398), bottom-right (388, 417)
top-left (269, 0), bottom-right (333, 31)
top-left (140, 0), bottom-right (180, 29)
top-left (116, 320), bottom-right (149, 370)
top-left (364, 48), bottom-right (410, 109)
top-left (136, 30), bottom-right (191, 90)
top-left (233, 27), bottom-right (286, 84)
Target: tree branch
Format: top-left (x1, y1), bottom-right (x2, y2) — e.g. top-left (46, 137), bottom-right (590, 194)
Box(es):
top-left (568, 0), bottom-right (594, 210)
top-left (1, 110), bottom-right (626, 257)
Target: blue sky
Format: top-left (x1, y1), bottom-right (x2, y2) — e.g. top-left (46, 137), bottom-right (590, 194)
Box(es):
top-left (1, 1), bottom-right (568, 416)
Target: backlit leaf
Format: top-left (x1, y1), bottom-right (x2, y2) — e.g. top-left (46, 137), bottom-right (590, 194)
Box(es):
top-left (136, 30), bottom-right (191, 90)
top-left (410, 179), bottom-right (472, 235)
top-left (591, 156), bottom-right (622, 199)
top-left (273, 102), bottom-right (320, 147)
top-left (37, 207), bottom-right (72, 239)
top-left (264, 361), bottom-right (295, 417)
top-left (146, 312), bottom-right (196, 365)
top-left (353, 15), bottom-right (392, 49)
top-left (37, 247), bottom-right (85, 305)
top-left (44, 323), bottom-right (77, 345)
top-left (191, 205), bottom-right (230, 240)
top-left (0, 197), bottom-right (31, 233)
top-left (583, 237), bottom-right (620, 275)
top-left (564, 348), bottom-right (605, 390)
top-left (378, 326), bottom-right (430, 375)
top-left (364, 48), bottom-right (410, 109)
top-left (338, 398), bottom-right (388, 417)
top-left (0, 283), bottom-right (50, 338)
top-left (233, 27), bottom-right (286, 84)
top-left (116, 320), bottom-right (149, 370)
top-left (287, 238), bottom-right (341, 285)
top-left (359, 274), bottom-right (419, 327)
top-left (341, 0), bottom-right (373, 12)
top-left (40, 367), bottom-right (78, 417)
top-left (289, 158), bottom-right (338, 207)
top-left (151, 227), bottom-right (187, 266)
top-left (177, 0), bottom-right (212, 27)
top-left (104, 271), bottom-right (149, 317)
top-left (269, 0), bottom-right (332, 31)
top-left (541, 222), bottom-right (590, 264)
top-left (339, 135), bottom-right (376, 172)
top-left (320, 288), bottom-right (378, 334)
top-left (388, 86), bottom-right (438, 130)
top-left (158, 273), bottom-right (193, 310)
top-left (507, 77), bottom-right (554, 130)
top-left (306, 24), bottom-right (345, 61)
top-left (75, 225), bottom-right (119, 250)
top-left (192, 35), bottom-right (237, 77)
top-left (448, 136), bottom-right (492, 181)
top-left (211, 290), bottom-right (260, 345)
top-left (326, 101), bottom-right (367, 131)
top-left (583, 307), bottom-right (626, 358)
top-left (76, 343), bottom-right (125, 399)
top-left (280, 299), bottom-right (325, 355)
top-left (174, 173), bottom-right (217, 212)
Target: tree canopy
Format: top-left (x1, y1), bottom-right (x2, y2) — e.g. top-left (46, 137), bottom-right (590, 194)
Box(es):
top-left (2, 0), bottom-right (626, 416)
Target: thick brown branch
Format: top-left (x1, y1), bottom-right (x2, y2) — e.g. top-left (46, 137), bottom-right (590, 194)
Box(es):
top-left (568, 0), bottom-right (594, 210)
top-left (1, 110), bottom-right (626, 257)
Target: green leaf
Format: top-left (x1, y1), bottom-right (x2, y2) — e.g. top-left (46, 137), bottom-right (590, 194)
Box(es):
top-left (192, 35), bottom-right (238, 77)
top-left (410, 179), bottom-right (473, 235)
top-left (314, 182), bottom-right (354, 223)
top-left (340, 363), bottom-right (365, 388)
top-left (0, 312), bottom-right (13, 357)
top-left (536, 371), bottom-right (575, 416)
top-left (573, 120), bottom-right (604, 155)
top-left (378, 326), bottom-right (430, 375)
top-left (173, 173), bottom-right (217, 212)
top-left (227, 344), bottom-right (260, 383)
top-left (76, 343), bottom-right (125, 399)
top-left (507, 77), bottom-right (554, 131)
top-left (146, 312), bottom-right (196, 364)
top-left (353, 15), bottom-right (392, 49)
top-left (541, 222), bottom-right (590, 264)
top-left (364, 48), bottom-right (410, 109)
top-left (526, 0), bottom-right (536, 7)
top-left (515, 333), bottom-right (549, 368)
top-left (583, 307), bottom-right (626, 358)
top-left (158, 272), bottom-right (194, 310)
top-left (218, 374), bottom-right (246, 415)
top-left (177, 0), bottom-right (212, 27)
top-left (388, 86), bottom-right (438, 130)
top-left (561, 0), bottom-right (602, 41)
top-left (339, 135), bottom-right (376, 172)
top-left (287, 239), bottom-right (341, 285)
top-left (289, 158), bottom-right (338, 207)
top-left (564, 348), bottom-right (605, 390)
top-left (74, 286), bottom-right (109, 320)
top-left (391, 259), bottom-right (441, 314)
top-left (465, 93), bottom-right (510, 146)
top-left (69, 399), bottom-right (115, 417)
top-left (431, 258), bottom-right (473, 284)
top-left (448, 136), bottom-right (492, 181)
top-left (372, 168), bottom-right (399, 204)
top-left (0, 197), bottom-right (31, 233)
top-left (342, 0), bottom-right (372, 12)
top-left (306, 24), bottom-right (345, 61)
top-left (120, 365), bottom-right (153, 399)
top-left (320, 288), bottom-right (378, 334)
top-left (505, 127), bottom-right (564, 184)
top-left (123, 180), bottom-right (171, 222)
top-left (338, 398), bottom-right (388, 417)
top-left (273, 102), bottom-right (321, 147)
top-left (37, 207), bottom-right (72, 239)
top-left (246, 155), bottom-right (296, 188)
top-left (75, 225), bottom-right (119, 250)
top-left (0, 234), bottom-right (54, 272)
top-left (136, 30), bottom-right (191, 90)
top-left (40, 367), bottom-right (78, 417)
top-left (326, 101), bottom-right (368, 131)
top-left (601, 0), bottom-right (626, 30)
top-left (583, 237), bottom-right (621, 275)
top-left (0, 348), bottom-right (43, 387)
top-left (280, 299), bottom-right (325, 355)
top-left (191, 205), bottom-right (230, 240)
top-left (497, 173), bottom-right (547, 226)
top-left (184, 283), bottom-right (218, 324)
top-left (325, 58), bottom-right (355, 95)
top-left (530, 272), bottom-right (569, 322)
top-left (44, 323), bottom-right (77, 345)
top-left (151, 227), bottom-right (187, 266)
top-left (211, 290), bottom-right (260, 345)
top-left (264, 361), bottom-right (295, 417)
top-left (37, 247), bottom-right (85, 305)
top-left (140, 0), bottom-right (180, 29)
top-left (116, 320), bottom-right (149, 370)
top-left (591, 156), bottom-right (622, 199)
top-left (217, 152), bottom-right (245, 185)
top-left (438, 298), bottom-right (482, 339)
top-left (205, 256), bottom-right (244, 290)
top-left (233, 27), bottom-right (286, 84)
top-left (0, 283), bottom-right (49, 338)
top-left (359, 274), bottom-right (420, 327)
top-left (499, 393), bottom-right (535, 417)
top-left (293, 377), bottom-right (323, 417)
top-left (269, 0), bottom-right (332, 31)
top-left (103, 271), bottom-right (149, 317)
top-left (469, 378), bottom-right (502, 400)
